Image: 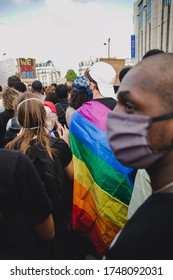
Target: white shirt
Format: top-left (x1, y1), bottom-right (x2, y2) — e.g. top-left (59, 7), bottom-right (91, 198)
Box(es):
top-left (128, 169), bottom-right (152, 219)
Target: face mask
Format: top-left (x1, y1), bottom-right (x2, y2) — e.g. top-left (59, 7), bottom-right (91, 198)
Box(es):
top-left (107, 111), bottom-right (173, 169)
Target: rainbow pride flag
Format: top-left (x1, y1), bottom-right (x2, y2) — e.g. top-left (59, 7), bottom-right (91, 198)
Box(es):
top-left (69, 100), bottom-right (135, 258)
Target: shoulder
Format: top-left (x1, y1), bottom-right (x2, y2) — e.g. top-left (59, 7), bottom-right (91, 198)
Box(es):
top-left (96, 98), bottom-right (117, 110)
top-left (0, 148), bottom-right (22, 164)
top-left (66, 106), bottom-right (75, 114)
top-left (50, 137), bottom-right (72, 166)
top-left (60, 99), bottom-right (69, 105)
top-left (0, 149), bottom-right (33, 182)
top-left (0, 109), bottom-right (14, 116)
top-left (51, 137), bottom-right (71, 153)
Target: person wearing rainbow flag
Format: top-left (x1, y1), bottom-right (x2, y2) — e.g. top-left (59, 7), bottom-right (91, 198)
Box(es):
top-left (69, 61), bottom-right (135, 259)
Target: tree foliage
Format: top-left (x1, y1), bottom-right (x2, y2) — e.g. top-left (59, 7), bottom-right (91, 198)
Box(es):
top-left (65, 69), bottom-right (77, 81)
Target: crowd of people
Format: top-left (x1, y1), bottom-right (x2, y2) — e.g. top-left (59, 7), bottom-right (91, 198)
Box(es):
top-left (0, 49), bottom-right (173, 260)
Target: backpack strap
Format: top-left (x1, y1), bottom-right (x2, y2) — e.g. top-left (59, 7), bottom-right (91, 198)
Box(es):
top-left (55, 103), bottom-right (68, 127)
top-left (55, 103), bottom-right (65, 114)
top-left (49, 136), bottom-right (58, 147)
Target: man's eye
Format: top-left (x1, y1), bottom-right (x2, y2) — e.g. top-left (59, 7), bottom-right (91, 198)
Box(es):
top-left (125, 102), bottom-right (134, 112)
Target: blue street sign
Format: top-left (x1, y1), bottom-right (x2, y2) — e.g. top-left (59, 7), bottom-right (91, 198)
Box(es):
top-left (131, 35), bottom-right (135, 59)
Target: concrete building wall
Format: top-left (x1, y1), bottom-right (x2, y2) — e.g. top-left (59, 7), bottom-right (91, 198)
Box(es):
top-left (169, 0), bottom-right (173, 52)
top-left (100, 58), bottom-right (125, 86)
top-left (134, 0), bottom-right (173, 63)
top-left (151, 0), bottom-right (158, 49)
top-left (157, 0), bottom-right (163, 49)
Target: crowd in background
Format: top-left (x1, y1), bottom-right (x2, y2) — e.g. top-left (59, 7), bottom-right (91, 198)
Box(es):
top-left (1, 49), bottom-right (173, 260)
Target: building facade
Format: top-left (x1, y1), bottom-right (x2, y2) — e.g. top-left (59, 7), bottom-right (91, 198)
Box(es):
top-left (133, 0), bottom-right (173, 62)
top-left (78, 58), bottom-right (100, 76)
top-left (36, 60), bottom-right (61, 86)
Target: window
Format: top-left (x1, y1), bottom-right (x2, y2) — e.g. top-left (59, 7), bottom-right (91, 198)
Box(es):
top-left (147, 0), bottom-right (152, 23)
top-left (139, 2), bottom-right (144, 31)
top-left (163, 0), bottom-right (171, 5)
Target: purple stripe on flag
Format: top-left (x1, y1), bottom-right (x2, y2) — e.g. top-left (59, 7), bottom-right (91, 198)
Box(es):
top-left (78, 100), bottom-right (111, 132)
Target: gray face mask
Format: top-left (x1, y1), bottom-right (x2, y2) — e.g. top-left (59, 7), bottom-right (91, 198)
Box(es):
top-left (107, 111), bottom-right (173, 169)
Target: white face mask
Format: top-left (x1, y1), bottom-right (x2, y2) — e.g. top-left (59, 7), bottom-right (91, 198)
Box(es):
top-left (46, 114), bottom-right (57, 131)
top-left (107, 111), bottom-right (173, 169)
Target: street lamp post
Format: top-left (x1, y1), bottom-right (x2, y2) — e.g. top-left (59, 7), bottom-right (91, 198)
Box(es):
top-left (104, 38), bottom-right (111, 58)
top-left (108, 38), bottom-right (110, 58)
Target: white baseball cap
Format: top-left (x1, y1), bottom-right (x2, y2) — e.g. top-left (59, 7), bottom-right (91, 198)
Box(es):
top-left (89, 61), bottom-right (116, 99)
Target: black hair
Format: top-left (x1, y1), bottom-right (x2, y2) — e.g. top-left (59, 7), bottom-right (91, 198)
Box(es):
top-left (142, 49), bottom-right (164, 60)
top-left (7, 75), bottom-right (21, 87)
top-left (119, 67), bottom-right (132, 82)
top-left (55, 84), bottom-right (68, 99)
top-left (51, 83), bottom-right (57, 88)
top-left (113, 85), bottom-right (119, 93)
top-left (134, 53), bottom-right (173, 112)
top-left (69, 89), bottom-right (92, 110)
top-left (84, 70), bottom-right (99, 91)
top-left (14, 82), bottom-right (27, 93)
top-left (32, 80), bottom-right (42, 92)
top-left (45, 92), bottom-right (59, 105)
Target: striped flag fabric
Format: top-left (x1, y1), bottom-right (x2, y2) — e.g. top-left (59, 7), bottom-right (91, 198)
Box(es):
top-left (69, 100), bottom-right (135, 258)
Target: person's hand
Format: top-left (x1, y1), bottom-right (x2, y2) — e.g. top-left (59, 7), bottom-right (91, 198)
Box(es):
top-left (55, 121), bottom-right (70, 146)
top-left (17, 127), bottom-right (25, 137)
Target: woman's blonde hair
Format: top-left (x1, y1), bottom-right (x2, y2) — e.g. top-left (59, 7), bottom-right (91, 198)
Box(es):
top-left (6, 92), bottom-right (54, 159)
top-left (2, 86), bottom-right (20, 110)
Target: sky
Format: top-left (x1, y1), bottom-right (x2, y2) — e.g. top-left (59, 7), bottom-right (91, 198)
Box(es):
top-left (0, 0), bottom-right (135, 77)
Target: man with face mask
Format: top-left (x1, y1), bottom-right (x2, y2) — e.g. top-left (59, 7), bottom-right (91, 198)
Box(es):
top-left (106, 52), bottom-right (173, 259)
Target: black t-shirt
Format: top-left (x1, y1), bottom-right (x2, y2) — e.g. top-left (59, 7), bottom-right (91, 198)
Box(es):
top-left (106, 193), bottom-right (173, 260)
top-left (55, 99), bottom-right (69, 127)
top-left (93, 97), bottom-right (117, 110)
top-left (52, 137), bottom-right (72, 167)
top-left (3, 116), bottom-right (21, 146)
top-left (0, 110), bottom-right (14, 148)
top-left (25, 137), bottom-right (73, 259)
top-left (0, 149), bottom-right (52, 260)
top-left (25, 137), bottom-right (72, 227)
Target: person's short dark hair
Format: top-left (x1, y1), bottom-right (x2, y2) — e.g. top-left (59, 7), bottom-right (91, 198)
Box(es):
top-left (51, 83), bottom-right (57, 89)
top-left (142, 49), bottom-right (164, 60)
top-left (113, 86), bottom-right (119, 93)
top-left (69, 88), bottom-right (92, 110)
top-left (55, 84), bottom-right (68, 99)
top-left (14, 82), bottom-right (27, 93)
top-left (7, 75), bottom-right (21, 87)
top-left (45, 92), bottom-right (59, 104)
top-left (32, 80), bottom-right (42, 92)
top-left (119, 67), bottom-right (132, 82)
top-left (0, 85), bottom-right (2, 92)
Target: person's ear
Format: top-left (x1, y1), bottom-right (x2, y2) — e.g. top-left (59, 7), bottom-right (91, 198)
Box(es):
top-left (89, 81), bottom-right (95, 91)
